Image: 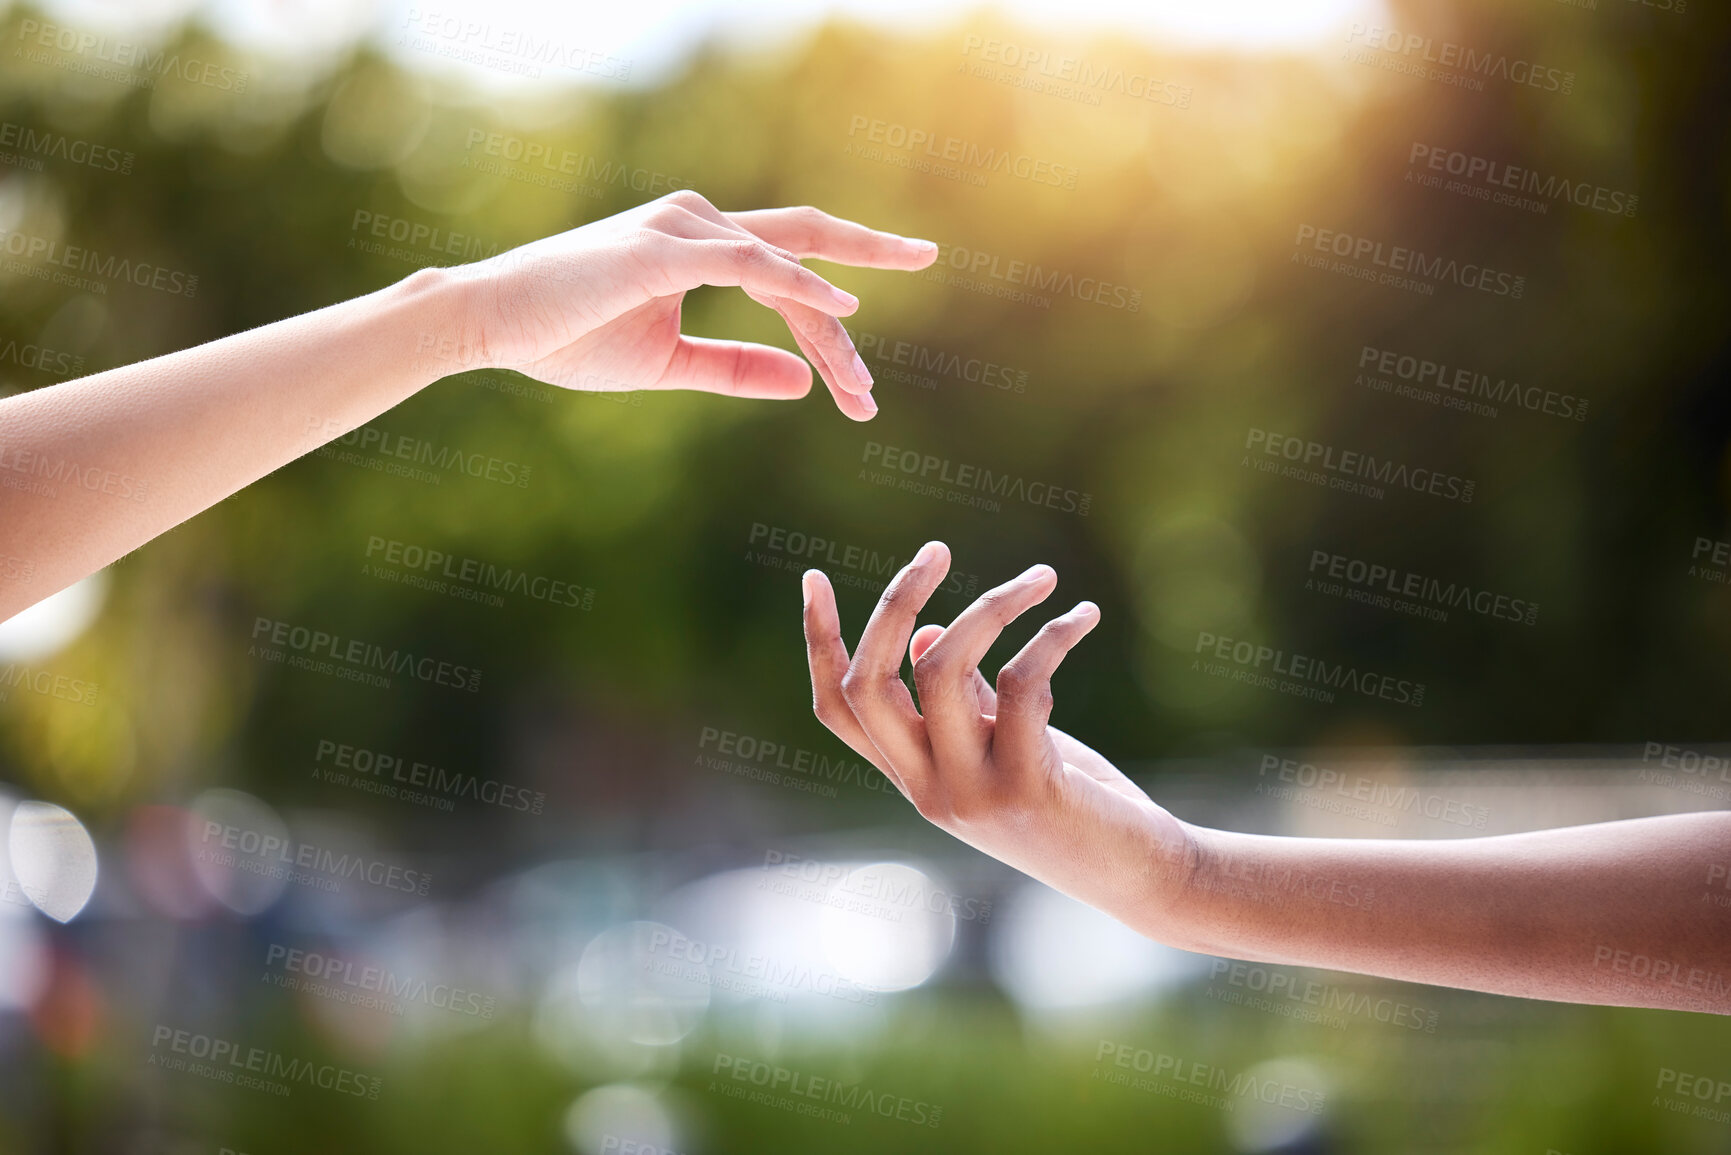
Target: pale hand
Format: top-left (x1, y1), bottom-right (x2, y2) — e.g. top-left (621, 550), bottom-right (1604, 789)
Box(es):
top-left (448, 190), bottom-right (938, 421)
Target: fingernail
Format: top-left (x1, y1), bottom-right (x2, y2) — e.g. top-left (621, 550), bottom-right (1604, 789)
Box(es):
top-left (802, 570), bottom-right (817, 607)
top-left (831, 285), bottom-right (859, 310)
top-left (1018, 564), bottom-right (1053, 583)
top-left (1074, 600), bottom-right (1099, 617)
top-left (902, 236), bottom-right (938, 252)
top-left (858, 391), bottom-right (877, 416)
top-left (851, 351), bottom-right (873, 387)
top-left (913, 541), bottom-right (942, 567)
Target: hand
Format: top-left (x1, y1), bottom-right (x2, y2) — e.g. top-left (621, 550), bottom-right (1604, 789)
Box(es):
top-left (801, 541), bottom-right (1200, 934)
top-left (449, 190), bottom-right (937, 420)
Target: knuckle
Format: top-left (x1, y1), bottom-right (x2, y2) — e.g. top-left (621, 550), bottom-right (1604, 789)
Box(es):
top-left (838, 668), bottom-right (864, 702)
top-left (1039, 617), bottom-right (1076, 642)
top-left (840, 666), bottom-right (883, 706)
top-left (995, 664), bottom-right (1052, 711)
top-left (735, 240), bottom-right (774, 268)
top-left (909, 787), bottom-right (955, 825)
top-left (812, 693), bottom-right (847, 728)
top-left (910, 652), bottom-right (947, 692)
top-left (664, 188), bottom-right (709, 210)
top-left (877, 580), bottom-right (915, 614)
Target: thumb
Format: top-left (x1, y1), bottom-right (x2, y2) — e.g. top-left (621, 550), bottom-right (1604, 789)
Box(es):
top-left (909, 623), bottom-right (944, 664)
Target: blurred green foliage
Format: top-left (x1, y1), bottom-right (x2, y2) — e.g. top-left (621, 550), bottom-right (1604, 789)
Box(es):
top-left (0, 1), bottom-right (1728, 1151)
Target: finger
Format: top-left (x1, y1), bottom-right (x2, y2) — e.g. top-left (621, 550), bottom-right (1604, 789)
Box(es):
top-left (746, 294), bottom-right (870, 420)
top-left (910, 624), bottom-right (997, 716)
top-left (788, 317), bottom-right (875, 420)
top-left (653, 203), bottom-right (873, 413)
top-left (650, 199), bottom-right (814, 271)
top-left (909, 624), bottom-right (944, 662)
top-left (657, 335), bottom-right (813, 398)
top-left (745, 290), bottom-right (877, 419)
top-left (840, 542), bottom-right (950, 786)
top-left (992, 602), bottom-right (1101, 776)
top-left (730, 206), bottom-right (939, 270)
top-left (669, 236), bottom-right (860, 318)
top-left (802, 570), bottom-right (906, 795)
top-left (913, 565), bottom-right (1056, 766)
top-left (776, 299), bottom-right (874, 396)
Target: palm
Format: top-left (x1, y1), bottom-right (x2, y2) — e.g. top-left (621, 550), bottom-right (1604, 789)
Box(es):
top-left (908, 627), bottom-right (1150, 806)
top-left (518, 296), bottom-right (685, 392)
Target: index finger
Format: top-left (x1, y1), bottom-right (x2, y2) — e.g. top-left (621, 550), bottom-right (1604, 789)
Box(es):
top-left (730, 206), bottom-right (939, 270)
top-left (837, 541), bottom-right (950, 779)
top-left (802, 570), bottom-right (906, 794)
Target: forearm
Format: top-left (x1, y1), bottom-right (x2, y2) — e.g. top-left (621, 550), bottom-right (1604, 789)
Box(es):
top-left (0, 266), bottom-right (467, 616)
top-left (1158, 811), bottom-right (1731, 1013)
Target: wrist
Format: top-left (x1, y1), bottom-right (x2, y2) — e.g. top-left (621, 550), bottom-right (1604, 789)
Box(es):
top-left (1130, 811), bottom-right (1212, 951)
top-left (395, 263), bottom-right (494, 380)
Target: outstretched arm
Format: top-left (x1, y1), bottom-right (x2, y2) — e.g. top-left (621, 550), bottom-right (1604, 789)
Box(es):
top-left (0, 191), bottom-right (936, 619)
top-left (801, 541), bottom-right (1731, 1015)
